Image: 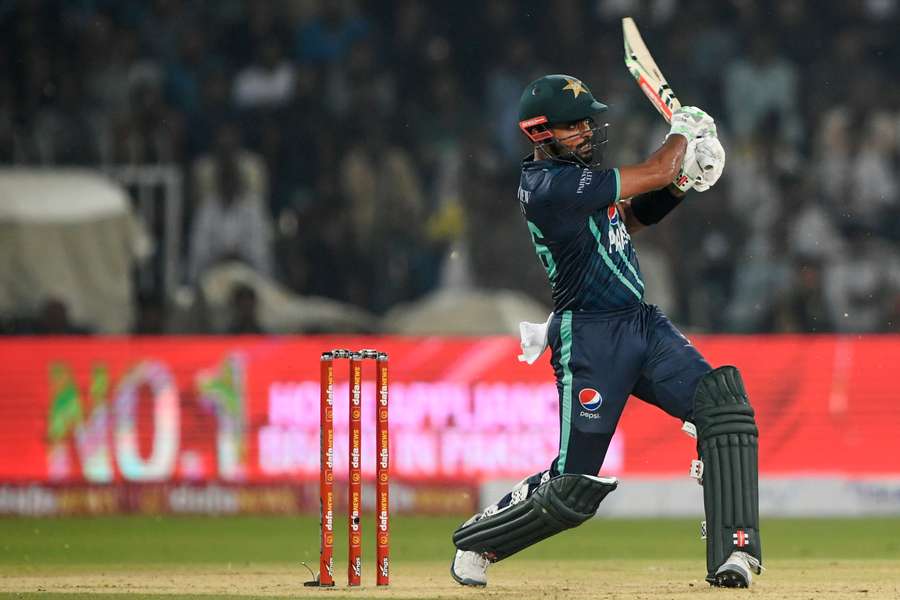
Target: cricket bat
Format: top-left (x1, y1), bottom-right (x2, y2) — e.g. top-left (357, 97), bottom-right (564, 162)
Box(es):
top-left (622, 17), bottom-right (681, 123)
top-left (624, 17), bottom-right (715, 175)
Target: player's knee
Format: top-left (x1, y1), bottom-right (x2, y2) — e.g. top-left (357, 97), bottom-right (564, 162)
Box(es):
top-left (692, 366), bottom-right (757, 440)
top-left (560, 429), bottom-right (614, 476)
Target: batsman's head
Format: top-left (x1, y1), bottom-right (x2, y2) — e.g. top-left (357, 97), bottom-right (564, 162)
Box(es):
top-left (518, 74), bottom-right (609, 168)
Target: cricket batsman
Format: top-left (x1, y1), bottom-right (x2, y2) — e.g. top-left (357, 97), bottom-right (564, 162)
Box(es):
top-left (451, 74), bottom-right (762, 588)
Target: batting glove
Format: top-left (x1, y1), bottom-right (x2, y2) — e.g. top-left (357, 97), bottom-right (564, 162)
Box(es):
top-left (668, 106), bottom-right (717, 142)
top-left (673, 136), bottom-right (726, 193)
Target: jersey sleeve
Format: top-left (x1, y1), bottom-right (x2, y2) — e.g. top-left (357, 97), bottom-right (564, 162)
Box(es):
top-left (551, 167), bottom-right (620, 215)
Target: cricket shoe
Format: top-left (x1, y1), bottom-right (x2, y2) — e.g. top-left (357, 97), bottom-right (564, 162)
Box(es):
top-left (450, 550), bottom-right (489, 587)
top-left (712, 551), bottom-right (762, 588)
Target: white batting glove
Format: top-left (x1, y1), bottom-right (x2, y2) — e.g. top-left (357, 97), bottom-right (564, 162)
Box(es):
top-left (691, 136), bottom-right (725, 191)
top-left (667, 106), bottom-right (717, 142)
top-left (673, 136), bottom-right (726, 192)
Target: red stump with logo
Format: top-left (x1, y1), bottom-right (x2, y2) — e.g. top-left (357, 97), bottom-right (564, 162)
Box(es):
top-left (375, 353), bottom-right (390, 586)
top-left (318, 354), bottom-right (335, 586)
top-left (348, 353), bottom-right (363, 586)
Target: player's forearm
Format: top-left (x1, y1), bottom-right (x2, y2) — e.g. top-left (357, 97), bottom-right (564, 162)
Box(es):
top-left (617, 135), bottom-right (687, 198)
top-left (650, 136), bottom-right (689, 183)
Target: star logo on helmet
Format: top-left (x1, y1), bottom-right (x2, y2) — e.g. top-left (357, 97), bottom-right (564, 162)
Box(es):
top-left (562, 78), bottom-right (587, 98)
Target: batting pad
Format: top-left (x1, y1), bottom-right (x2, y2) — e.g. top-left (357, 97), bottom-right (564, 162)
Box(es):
top-left (452, 473), bottom-right (617, 562)
top-left (693, 366), bottom-right (762, 583)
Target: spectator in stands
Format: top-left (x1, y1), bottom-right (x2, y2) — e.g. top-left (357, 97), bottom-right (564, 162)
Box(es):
top-left (340, 122), bottom-right (427, 311)
top-left (111, 79), bottom-right (185, 164)
top-left (459, 130), bottom-right (548, 302)
top-left (233, 39), bottom-right (296, 110)
top-left (185, 69), bottom-right (236, 156)
top-left (787, 174), bottom-right (844, 262)
top-left (779, 260), bottom-right (834, 333)
top-left (387, 0), bottom-right (439, 91)
top-left (689, 6), bottom-right (740, 117)
top-left (685, 200), bottom-right (740, 332)
top-left (83, 23), bottom-right (154, 123)
top-left (324, 37), bottom-right (395, 120)
top-left (727, 222), bottom-right (794, 332)
top-left (295, 0), bottom-right (368, 65)
top-left (723, 33), bottom-right (802, 149)
top-left (193, 123), bottom-right (268, 208)
top-left (485, 36), bottom-right (540, 164)
top-left (283, 192), bottom-right (354, 302)
top-left (274, 123), bottom-right (357, 301)
top-left (32, 72), bottom-right (100, 164)
top-left (226, 283), bottom-right (264, 334)
top-left (165, 30), bottom-right (219, 117)
top-left (815, 108), bottom-right (853, 217)
top-left (32, 298), bottom-right (91, 335)
top-left (1, 2), bottom-right (898, 335)
top-left (139, 0), bottom-right (205, 64)
top-left (222, 0), bottom-right (292, 70)
top-left (187, 133), bottom-right (273, 284)
top-left (849, 113), bottom-right (898, 238)
top-left (807, 28), bottom-right (864, 117)
top-left (267, 65), bottom-right (325, 215)
top-left (824, 232), bottom-right (897, 333)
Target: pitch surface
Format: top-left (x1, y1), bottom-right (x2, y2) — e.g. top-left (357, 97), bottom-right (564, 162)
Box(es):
top-left (1, 516), bottom-right (898, 599)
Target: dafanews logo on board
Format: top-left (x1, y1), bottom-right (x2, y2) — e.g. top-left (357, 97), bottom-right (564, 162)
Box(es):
top-left (579, 387), bottom-right (603, 411)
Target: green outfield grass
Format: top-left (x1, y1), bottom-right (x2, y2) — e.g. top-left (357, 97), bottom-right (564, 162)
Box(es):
top-left (2, 515), bottom-right (900, 566)
top-left (1, 516), bottom-right (899, 599)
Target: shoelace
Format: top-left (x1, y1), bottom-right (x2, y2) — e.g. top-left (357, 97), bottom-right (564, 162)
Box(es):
top-left (737, 552), bottom-right (764, 575)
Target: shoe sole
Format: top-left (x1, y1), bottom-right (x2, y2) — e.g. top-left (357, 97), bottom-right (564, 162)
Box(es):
top-left (713, 569), bottom-right (750, 588)
top-left (450, 555), bottom-right (487, 587)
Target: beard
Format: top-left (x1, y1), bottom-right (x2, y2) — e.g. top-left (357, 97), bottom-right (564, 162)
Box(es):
top-left (548, 139), bottom-right (592, 163)
top-left (540, 132), bottom-right (605, 168)
top-left (574, 141), bottom-right (593, 162)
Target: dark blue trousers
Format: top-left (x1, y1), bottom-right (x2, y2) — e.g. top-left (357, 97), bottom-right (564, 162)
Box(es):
top-left (547, 303), bottom-right (711, 475)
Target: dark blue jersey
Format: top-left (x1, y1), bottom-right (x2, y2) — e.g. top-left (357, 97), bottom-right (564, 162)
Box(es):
top-left (518, 158), bottom-right (644, 312)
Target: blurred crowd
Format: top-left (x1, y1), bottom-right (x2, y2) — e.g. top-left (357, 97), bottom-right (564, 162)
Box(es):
top-left (2, 0), bottom-right (900, 334)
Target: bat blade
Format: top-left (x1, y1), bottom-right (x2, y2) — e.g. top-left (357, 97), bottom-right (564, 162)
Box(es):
top-left (622, 17), bottom-right (681, 122)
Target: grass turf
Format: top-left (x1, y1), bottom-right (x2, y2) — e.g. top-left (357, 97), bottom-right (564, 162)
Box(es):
top-left (1, 515), bottom-right (899, 568)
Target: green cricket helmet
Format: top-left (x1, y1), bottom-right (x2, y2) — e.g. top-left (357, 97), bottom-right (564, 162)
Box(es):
top-left (518, 74), bottom-right (609, 168)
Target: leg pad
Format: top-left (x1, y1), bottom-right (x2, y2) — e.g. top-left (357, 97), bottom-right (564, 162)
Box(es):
top-left (693, 366), bottom-right (762, 583)
top-left (453, 474), bottom-right (617, 562)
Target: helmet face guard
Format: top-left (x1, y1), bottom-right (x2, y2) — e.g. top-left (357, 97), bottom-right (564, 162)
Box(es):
top-left (520, 115), bottom-right (609, 169)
